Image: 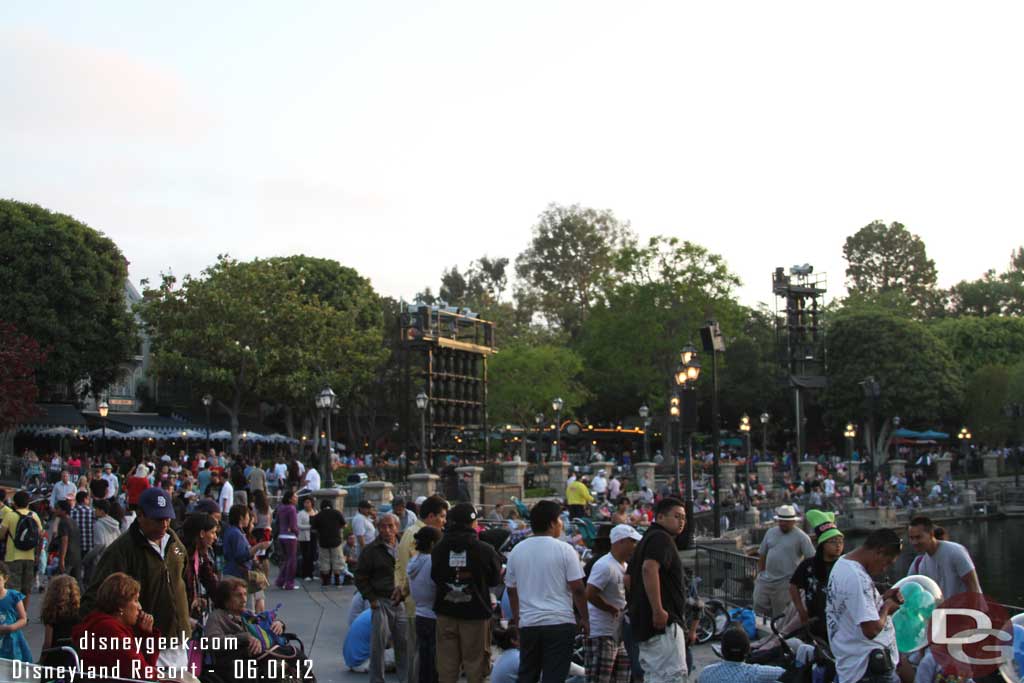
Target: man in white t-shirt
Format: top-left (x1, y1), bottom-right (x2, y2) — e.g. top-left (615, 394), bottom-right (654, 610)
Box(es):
top-left (592, 471), bottom-right (608, 501)
top-left (216, 470), bottom-right (234, 514)
top-left (907, 515), bottom-right (981, 599)
top-left (826, 528), bottom-right (904, 683)
top-left (506, 500), bottom-right (588, 683)
top-left (824, 476), bottom-right (836, 497)
top-left (352, 500), bottom-right (377, 554)
top-left (587, 524), bottom-right (642, 683)
top-left (608, 475), bottom-right (622, 502)
top-left (303, 466), bottom-right (321, 491)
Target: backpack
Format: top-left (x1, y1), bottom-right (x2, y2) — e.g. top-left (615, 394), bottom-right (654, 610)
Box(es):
top-left (13, 512), bottom-right (40, 551)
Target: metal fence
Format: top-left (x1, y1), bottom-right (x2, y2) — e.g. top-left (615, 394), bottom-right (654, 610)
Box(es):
top-left (693, 544), bottom-right (758, 608)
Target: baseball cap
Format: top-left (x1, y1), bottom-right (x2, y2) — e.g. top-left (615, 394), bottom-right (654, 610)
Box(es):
top-left (138, 488), bottom-right (175, 519)
top-left (194, 498), bottom-right (220, 515)
top-left (721, 626), bottom-right (751, 661)
top-left (610, 524), bottom-right (643, 544)
top-left (448, 503), bottom-right (477, 527)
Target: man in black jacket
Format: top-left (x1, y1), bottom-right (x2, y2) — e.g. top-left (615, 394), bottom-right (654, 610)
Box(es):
top-left (430, 503), bottom-right (502, 683)
top-left (310, 499), bottom-right (346, 585)
top-left (355, 513), bottom-right (407, 683)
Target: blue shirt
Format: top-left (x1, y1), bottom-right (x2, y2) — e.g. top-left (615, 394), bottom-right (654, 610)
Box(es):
top-left (223, 525), bottom-right (251, 578)
top-left (491, 650), bottom-right (519, 683)
top-left (698, 661), bottom-right (785, 683)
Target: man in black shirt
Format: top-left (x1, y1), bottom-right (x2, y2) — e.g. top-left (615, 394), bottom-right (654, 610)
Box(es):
top-left (310, 499), bottom-right (346, 586)
top-left (627, 497), bottom-right (688, 683)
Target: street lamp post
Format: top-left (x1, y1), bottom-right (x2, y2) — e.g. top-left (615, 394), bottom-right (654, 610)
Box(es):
top-left (534, 413), bottom-right (544, 464)
top-left (202, 394), bottom-right (213, 452)
top-left (416, 392), bottom-right (429, 472)
top-left (316, 386), bottom-right (337, 484)
top-left (1004, 404), bottom-right (1022, 488)
top-left (701, 320), bottom-right (725, 537)
top-left (739, 414), bottom-right (751, 499)
top-left (552, 397), bottom-right (564, 462)
top-left (958, 426), bottom-right (972, 489)
top-left (669, 393), bottom-right (681, 495)
top-left (844, 422), bottom-right (857, 493)
top-left (759, 412), bottom-right (769, 464)
top-left (98, 401), bottom-right (109, 459)
top-left (639, 405), bottom-right (650, 462)
top-left (675, 344), bottom-right (702, 510)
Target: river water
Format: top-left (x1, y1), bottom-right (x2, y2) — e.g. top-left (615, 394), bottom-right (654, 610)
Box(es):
top-left (849, 516), bottom-right (1024, 608)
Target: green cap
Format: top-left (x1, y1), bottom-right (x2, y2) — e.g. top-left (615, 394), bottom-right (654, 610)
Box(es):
top-left (805, 509), bottom-right (843, 545)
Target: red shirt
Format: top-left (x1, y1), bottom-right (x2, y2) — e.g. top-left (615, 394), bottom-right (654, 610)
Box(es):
top-left (72, 610), bottom-right (161, 681)
top-left (125, 477), bottom-right (150, 505)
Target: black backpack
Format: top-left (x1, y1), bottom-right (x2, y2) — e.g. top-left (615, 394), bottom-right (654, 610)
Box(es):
top-left (13, 512), bottom-right (39, 551)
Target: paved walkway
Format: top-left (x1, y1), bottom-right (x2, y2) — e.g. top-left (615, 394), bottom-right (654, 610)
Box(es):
top-left (20, 575), bottom-right (722, 683)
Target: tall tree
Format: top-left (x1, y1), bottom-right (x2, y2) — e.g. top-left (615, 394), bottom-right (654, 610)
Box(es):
top-left (488, 344), bottom-right (588, 432)
top-left (963, 365), bottom-right (1012, 446)
top-left (822, 310), bottom-right (963, 435)
top-left (515, 203), bottom-right (635, 339)
top-left (0, 322), bottom-right (47, 431)
top-left (0, 200), bottom-right (137, 399)
top-left (138, 255), bottom-right (384, 452)
top-left (929, 316), bottom-right (1024, 379)
top-left (577, 236), bottom-right (750, 423)
top-left (843, 221), bottom-right (940, 315)
top-left (948, 246), bottom-right (1024, 316)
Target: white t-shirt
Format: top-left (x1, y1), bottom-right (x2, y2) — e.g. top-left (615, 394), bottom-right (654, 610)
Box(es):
top-left (586, 553), bottom-right (626, 639)
top-left (826, 557), bottom-right (898, 683)
top-left (352, 512), bottom-right (377, 547)
top-left (273, 463), bottom-right (288, 481)
top-left (592, 475), bottom-right (608, 494)
top-left (505, 535), bottom-right (584, 627)
top-left (304, 468), bottom-right (321, 491)
top-left (218, 480), bottom-right (234, 513)
top-left (824, 478), bottom-right (836, 496)
top-left (910, 541), bottom-right (977, 600)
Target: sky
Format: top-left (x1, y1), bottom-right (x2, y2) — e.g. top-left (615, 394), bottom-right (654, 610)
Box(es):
top-left (3, 1), bottom-right (1023, 311)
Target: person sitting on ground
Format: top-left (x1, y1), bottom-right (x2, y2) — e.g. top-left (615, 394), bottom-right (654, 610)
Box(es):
top-left (39, 574), bottom-right (81, 666)
top-left (73, 572), bottom-right (162, 680)
top-left (699, 626), bottom-right (785, 683)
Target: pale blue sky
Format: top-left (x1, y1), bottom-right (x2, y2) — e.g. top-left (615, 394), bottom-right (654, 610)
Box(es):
top-left (3, 2), bottom-right (1023, 308)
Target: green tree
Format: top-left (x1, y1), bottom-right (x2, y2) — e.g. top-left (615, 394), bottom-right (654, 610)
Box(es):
top-left (963, 365), bottom-right (1012, 446)
top-left (515, 203), bottom-right (635, 339)
top-left (842, 221), bottom-right (940, 315)
top-left (138, 255), bottom-right (385, 452)
top-left (929, 316), bottom-right (1024, 379)
top-left (822, 310), bottom-right (963, 433)
top-left (577, 237), bottom-right (753, 423)
top-left (948, 247), bottom-right (1024, 316)
top-left (0, 200), bottom-right (137, 399)
top-left (488, 344), bottom-right (588, 433)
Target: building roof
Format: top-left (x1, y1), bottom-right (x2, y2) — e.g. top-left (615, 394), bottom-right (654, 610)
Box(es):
top-left (17, 404), bottom-right (88, 433)
top-left (89, 412), bottom-right (200, 435)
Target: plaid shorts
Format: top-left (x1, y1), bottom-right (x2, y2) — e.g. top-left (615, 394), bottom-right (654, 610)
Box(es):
top-left (586, 636), bottom-right (631, 683)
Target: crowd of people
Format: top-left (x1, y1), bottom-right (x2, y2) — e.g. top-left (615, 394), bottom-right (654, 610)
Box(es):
top-left (0, 443), bottom-right (999, 683)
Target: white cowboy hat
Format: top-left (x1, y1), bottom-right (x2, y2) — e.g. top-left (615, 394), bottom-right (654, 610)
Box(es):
top-left (773, 504), bottom-right (801, 521)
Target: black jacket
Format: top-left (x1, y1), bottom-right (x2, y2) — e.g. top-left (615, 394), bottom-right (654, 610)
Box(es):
top-left (354, 538), bottom-right (396, 601)
top-left (431, 527), bottom-right (502, 620)
top-left (310, 508), bottom-right (345, 548)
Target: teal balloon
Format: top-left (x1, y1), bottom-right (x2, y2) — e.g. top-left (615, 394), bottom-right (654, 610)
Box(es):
top-left (894, 608), bottom-right (927, 652)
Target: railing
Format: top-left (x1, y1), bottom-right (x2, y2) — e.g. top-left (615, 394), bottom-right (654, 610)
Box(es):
top-left (694, 544), bottom-right (758, 608)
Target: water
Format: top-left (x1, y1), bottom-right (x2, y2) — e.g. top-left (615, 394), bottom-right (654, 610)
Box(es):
top-left (849, 516), bottom-right (1024, 608)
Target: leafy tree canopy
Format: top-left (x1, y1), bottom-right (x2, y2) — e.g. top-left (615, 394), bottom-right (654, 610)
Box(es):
top-left (138, 255), bottom-right (385, 450)
top-left (843, 220), bottom-right (940, 315)
top-left (487, 344), bottom-right (588, 428)
top-left (515, 203), bottom-right (635, 340)
top-left (0, 200), bottom-right (137, 399)
top-left (823, 310), bottom-right (963, 431)
top-left (948, 247), bottom-right (1024, 316)
top-left (929, 315), bottom-right (1024, 379)
top-left (0, 322), bottom-right (47, 431)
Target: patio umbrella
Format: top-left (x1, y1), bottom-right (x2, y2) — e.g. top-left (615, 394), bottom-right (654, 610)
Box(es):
top-left (123, 428), bottom-right (160, 439)
top-left (38, 427), bottom-right (80, 437)
top-left (209, 430), bottom-right (233, 441)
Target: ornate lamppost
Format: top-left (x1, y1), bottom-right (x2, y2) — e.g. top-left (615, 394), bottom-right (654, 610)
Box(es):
top-left (316, 386), bottom-right (337, 483)
top-left (552, 397), bottom-right (564, 461)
